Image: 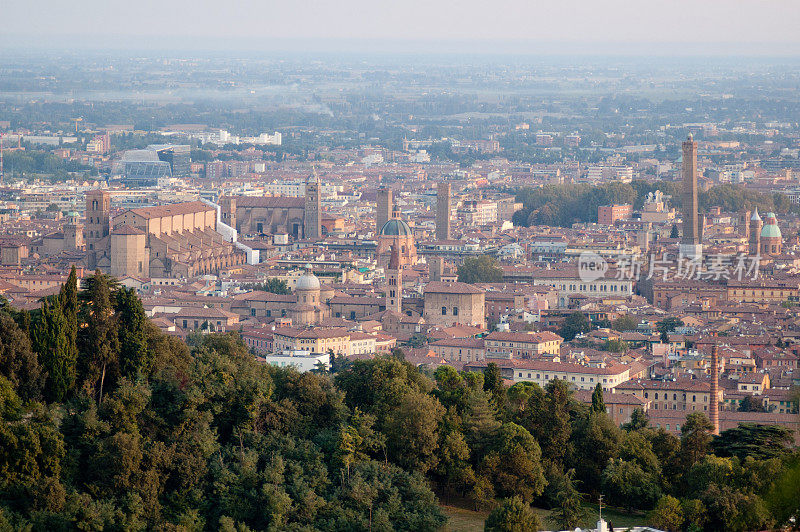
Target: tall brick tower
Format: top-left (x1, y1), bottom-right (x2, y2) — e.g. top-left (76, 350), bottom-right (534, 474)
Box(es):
top-left (436, 182), bottom-right (452, 241)
top-left (385, 245), bottom-right (403, 314)
top-left (738, 209), bottom-right (750, 238)
top-left (749, 208), bottom-right (763, 256)
top-left (220, 196), bottom-right (237, 231)
top-left (376, 187), bottom-right (392, 235)
top-left (85, 189), bottom-right (110, 269)
top-left (304, 171), bottom-right (321, 240)
top-left (680, 135), bottom-right (702, 259)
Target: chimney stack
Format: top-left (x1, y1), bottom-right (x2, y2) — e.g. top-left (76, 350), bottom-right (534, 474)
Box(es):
top-left (710, 344), bottom-right (720, 435)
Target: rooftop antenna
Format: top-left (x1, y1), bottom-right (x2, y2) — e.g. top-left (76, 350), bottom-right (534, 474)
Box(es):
top-left (598, 494), bottom-right (603, 521)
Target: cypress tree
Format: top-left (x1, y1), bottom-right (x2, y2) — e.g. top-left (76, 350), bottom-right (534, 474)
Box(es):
top-left (591, 383), bottom-right (605, 413)
top-left (116, 287), bottom-right (150, 378)
top-left (81, 270), bottom-right (119, 403)
top-left (60, 265), bottom-right (79, 372)
top-left (32, 298), bottom-right (74, 402)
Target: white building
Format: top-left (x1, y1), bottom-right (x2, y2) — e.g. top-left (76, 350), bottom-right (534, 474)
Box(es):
top-left (587, 165), bottom-right (634, 183)
top-left (262, 181), bottom-right (342, 198)
top-left (258, 352), bottom-right (330, 372)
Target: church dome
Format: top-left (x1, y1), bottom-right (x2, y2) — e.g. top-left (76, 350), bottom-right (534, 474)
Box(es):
top-left (380, 218), bottom-right (412, 237)
top-left (296, 271), bottom-right (321, 290)
top-left (761, 223), bottom-right (782, 239)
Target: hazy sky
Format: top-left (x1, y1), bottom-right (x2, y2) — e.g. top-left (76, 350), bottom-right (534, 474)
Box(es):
top-left (4, 0), bottom-right (800, 54)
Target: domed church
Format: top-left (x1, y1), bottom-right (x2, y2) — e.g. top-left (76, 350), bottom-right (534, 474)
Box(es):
top-left (749, 209), bottom-right (783, 257)
top-left (760, 212), bottom-right (783, 256)
top-left (287, 268), bottom-right (332, 326)
top-left (376, 206), bottom-right (417, 269)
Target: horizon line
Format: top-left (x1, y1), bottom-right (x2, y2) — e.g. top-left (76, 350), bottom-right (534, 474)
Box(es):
top-left (3, 35), bottom-right (800, 58)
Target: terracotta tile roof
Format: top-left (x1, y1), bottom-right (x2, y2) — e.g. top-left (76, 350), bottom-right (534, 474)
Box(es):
top-left (576, 389), bottom-right (647, 405)
top-left (616, 378), bottom-right (712, 392)
top-left (273, 327), bottom-right (351, 339)
top-left (129, 201), bottom-right (214, 220)
top-left (431, 338), bottom-right (485, 348)
top-left (485, 331), bottom-right (563, 343)
top-left (471, 358), bottom-right (629, 376)
top-left (112, 224), bottom-right (145, 236)
top-left (424, 281), bottom-right (484, 295)
top-left (234, 196), bottom-right (305, 208)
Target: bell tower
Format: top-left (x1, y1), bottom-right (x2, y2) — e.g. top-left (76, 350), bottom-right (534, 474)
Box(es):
top-left (749, 208), bottom-right (762, 256)
top-left (304, 170), bottom-right (321, 240)
top-left (385, 245), bottom-right (403, 314)
top-left (85, 189), bottom-right (110, 268)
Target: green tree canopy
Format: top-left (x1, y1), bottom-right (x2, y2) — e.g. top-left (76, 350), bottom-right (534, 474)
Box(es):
top-left (591, 383), bottom-right (605, 413)
top-left (484, 496), bottom-right (541, 532)
top-left (681, 412), bottom-right (714, 466)
top-left (711, 424), bottom-right (794, 460)
top-left (611, 314), bottom-right (638, 332)
top-left (560, 312), bottom-right (592, 341)
top-left (457, 255), bottom-right (504, 284)
top-left (648, 495), bottom-right (683, 532)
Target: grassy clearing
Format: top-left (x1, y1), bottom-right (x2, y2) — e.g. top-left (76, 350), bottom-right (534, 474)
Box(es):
top-left (440, 501), bottom-right (645, 531)
top-left (440, 505), bottom-right (488, 532)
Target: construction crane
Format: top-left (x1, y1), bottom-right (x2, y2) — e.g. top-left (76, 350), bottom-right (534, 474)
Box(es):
top-left (71, 117), bottom-right (83, 133)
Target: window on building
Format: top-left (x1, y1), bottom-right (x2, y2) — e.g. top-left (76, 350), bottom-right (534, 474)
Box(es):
top-left (453, 307), bottom-right (459, 316)
top-left (441, 307), bottom-right (447, 315)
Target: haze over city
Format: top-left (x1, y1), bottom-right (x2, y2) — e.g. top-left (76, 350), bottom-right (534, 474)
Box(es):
top-left (4, 0), bottom-right (800, 54)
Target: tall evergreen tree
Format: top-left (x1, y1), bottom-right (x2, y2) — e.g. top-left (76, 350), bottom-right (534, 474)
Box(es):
top-left (116, 287), bottom-right (150, 378)
top-left (591, 383), bottom-right (605, 413)
top-left (0, 313), bottom-right (43, 401)
top-left (483, 362), bottom-right (507, 413)
top-left (80, 270), bottom-right (119, 403)
top-left (31, 297), bottom-right (74, 401)
top-left (680, 412), bottom-right (714, 467)
top-left (552, 469), bottom-right (587, 530)
top-left (60, 265), bottom-right (79, 373)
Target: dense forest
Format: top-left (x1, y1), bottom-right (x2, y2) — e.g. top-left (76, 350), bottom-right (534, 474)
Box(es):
top-left (512, 181), bottom-right (798, 228)
top-left (0, 268), bottom-right (798, 531)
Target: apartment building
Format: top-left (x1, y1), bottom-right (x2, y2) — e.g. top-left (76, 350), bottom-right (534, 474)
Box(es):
top-left (484, 330), bottom-right (563, 358)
